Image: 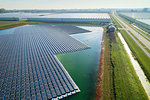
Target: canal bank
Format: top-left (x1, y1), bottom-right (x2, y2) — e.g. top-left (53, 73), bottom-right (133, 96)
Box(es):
top-left (96, 27), bottom-right (105, 100)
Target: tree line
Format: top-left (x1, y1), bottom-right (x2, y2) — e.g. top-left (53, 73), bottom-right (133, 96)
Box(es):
top-left (0, 8), bottom-right (6, 13)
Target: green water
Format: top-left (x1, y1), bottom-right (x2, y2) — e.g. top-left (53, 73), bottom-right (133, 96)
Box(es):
top-left (56, 26), bottom-right (103, 100)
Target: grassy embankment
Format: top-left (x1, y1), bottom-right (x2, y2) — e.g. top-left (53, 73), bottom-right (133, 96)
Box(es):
top-left (100, 27), bottom-right (114, 100)
top-left (128, 30), bottom-right (150, 53)
top-left (130, 25), bottom-right (150, 41)
top-left (0, 21), bottom-right (106, 30)
top-left (113, 14), bottom-right (150, 81)
top-left (111, 32), bottom-right (148, 100)
top-left (120, 30), bottom-right (150, 81)
top-left (101, 19), bottom-right (148, 99)
top-left (131, 24), bottom-right (150, 38)
top-left (0, 21), bottom-right (46, 30)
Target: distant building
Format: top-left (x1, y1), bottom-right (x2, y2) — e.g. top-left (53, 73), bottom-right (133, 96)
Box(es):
top-left (0, 13), bottom-right (111, 23)
top-left (106, 23), bottom-right (113, 29)
top-left (107, 23), bottom-right (115, 33)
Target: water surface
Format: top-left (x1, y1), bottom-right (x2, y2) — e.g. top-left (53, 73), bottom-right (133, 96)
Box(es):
top-left (56, 26), bottom-right (103, 100)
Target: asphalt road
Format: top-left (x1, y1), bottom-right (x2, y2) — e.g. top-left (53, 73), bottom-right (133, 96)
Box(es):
top-left (132, 24), bottom-right (150, 41)
top-left (113, 13), bottom-right (150, 58)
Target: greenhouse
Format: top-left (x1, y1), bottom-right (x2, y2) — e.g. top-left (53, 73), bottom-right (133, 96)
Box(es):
top-left (0, 13), bottom-right (111, 23)
top-left (119, 13), bottom-right (150, 31)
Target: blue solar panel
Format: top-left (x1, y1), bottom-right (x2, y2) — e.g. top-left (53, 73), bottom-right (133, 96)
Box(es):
top-left (0, 24), bottom-right (87, 99)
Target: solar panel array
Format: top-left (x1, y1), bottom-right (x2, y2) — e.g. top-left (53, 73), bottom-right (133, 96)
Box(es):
top-left (0, 25), bottom-right (90, 100)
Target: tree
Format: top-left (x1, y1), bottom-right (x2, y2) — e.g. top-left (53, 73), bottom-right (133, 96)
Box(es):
top-left (0, 8), bottom-right (6, 13)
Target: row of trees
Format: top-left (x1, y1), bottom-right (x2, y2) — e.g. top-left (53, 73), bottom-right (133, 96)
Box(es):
top-left (0, 8), bottom-right (6, 13)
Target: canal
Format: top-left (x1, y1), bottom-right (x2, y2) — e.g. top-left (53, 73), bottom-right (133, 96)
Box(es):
top-left (56, 26), bottom-right (103, 100)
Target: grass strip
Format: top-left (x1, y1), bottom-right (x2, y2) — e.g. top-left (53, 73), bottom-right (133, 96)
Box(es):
top-left (0, 21), bottom-right (106, 30)
top-left (101, 25), bottom-right (148, 99)
top-left (127, 30), bottom-right (150, 53)
top-left (130, 25), bottom-right (150, 41)
top-left (132, 24), bottom-right (150, 38)
top-left (120, 30), bottom-right (150, 81)
top-left (112, 14), bottom-right (150, 81)
top-left (101, 28), bottom-right (115, 100)
top-left (111, 32), bottom-right (148, 100)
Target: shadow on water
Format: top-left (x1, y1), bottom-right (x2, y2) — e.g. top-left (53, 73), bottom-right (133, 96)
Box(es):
top-left (56, 26), bottom-right (103, 100)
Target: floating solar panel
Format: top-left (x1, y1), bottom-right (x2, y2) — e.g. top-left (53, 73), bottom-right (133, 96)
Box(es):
top-left (0, 25), bottom-right (91, 100)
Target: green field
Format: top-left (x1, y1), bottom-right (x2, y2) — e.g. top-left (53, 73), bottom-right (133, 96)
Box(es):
top-left (131, 24), bottom-right (150, 38)
top-left (128, 30), bottom-right (150, 53)
top-left (112, 32), bottom-right (148, 100)
top-left (101, 29), bottom-right (148, 100)
top-left (111, 13), bottom-right (150, 81)
top-left (0, 21), bottom-right (105, 30)
top-left (0, 21), bottom-right (48, 30)
top-left (101, 28), bottom-right (114, 100)
top-left (120, 30), bottom-right (150, 81)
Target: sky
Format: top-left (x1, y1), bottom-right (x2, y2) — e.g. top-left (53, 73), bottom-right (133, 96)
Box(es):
top-left (0, 0), bottom-right (150, 9)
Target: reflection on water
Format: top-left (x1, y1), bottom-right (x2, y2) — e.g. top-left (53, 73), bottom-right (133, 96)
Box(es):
top-left (56, 26), bottom-right (103, 100)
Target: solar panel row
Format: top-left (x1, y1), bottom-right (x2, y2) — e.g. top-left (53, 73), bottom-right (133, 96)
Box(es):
top-left (0, 25), bottom-right (90, 100)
